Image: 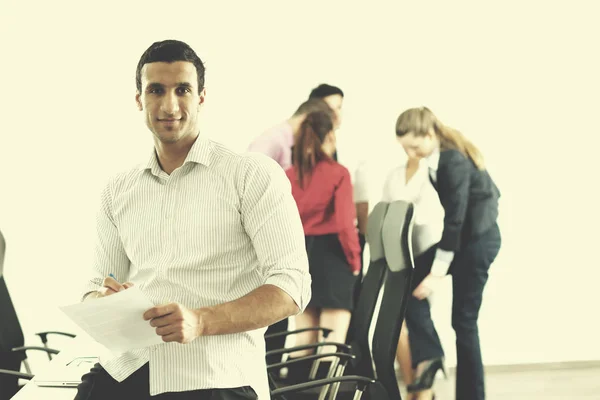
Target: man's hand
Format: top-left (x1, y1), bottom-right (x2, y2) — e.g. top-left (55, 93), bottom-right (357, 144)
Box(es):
top-left (143, 303), bottom-right (204, 344)
top-left (412, 274), bottom-right (444, 300)
top-left (86, 276), bottom-right (134, 300)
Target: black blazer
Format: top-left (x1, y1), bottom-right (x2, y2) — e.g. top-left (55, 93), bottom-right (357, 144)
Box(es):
top-left (432, 149), bottom-right (500, 253)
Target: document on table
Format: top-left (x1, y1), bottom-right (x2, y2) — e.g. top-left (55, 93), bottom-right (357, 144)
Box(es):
top-left (60, 287), bottom-right (163, 354)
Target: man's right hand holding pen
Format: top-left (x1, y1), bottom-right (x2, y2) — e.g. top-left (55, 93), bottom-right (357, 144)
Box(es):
top-left (84, 273), bottom-right (134, 300)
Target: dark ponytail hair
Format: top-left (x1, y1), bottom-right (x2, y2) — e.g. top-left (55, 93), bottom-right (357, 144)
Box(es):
top-left (293, 110), bottom-right (334, 188)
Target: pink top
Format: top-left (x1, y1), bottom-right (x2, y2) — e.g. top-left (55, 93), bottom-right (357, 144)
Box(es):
top-left (247, 121), bottom-right (294, 170)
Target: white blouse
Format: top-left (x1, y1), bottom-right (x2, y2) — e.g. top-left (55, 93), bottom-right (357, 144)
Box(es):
top-left (381, 159), bottom-right (444, 257)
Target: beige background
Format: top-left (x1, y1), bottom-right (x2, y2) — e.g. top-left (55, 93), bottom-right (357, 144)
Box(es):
top-left (1, 0), bottom-right (598, 370)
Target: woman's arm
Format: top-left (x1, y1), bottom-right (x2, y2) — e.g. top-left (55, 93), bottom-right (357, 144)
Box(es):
top-left (335, 168), bottom-right (362, 274)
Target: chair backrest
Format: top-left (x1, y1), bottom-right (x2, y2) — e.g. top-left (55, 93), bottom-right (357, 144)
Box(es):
top-left (369, 200), bottom-right (415, 400)
top-left (0, 228), bottom-right (25, 353)
top-left (0, 229), bottom-right (5, 277)
top-left (346, 202), bottom-right (390, 378)
top-left (0, 229), bottom-right (26, 400)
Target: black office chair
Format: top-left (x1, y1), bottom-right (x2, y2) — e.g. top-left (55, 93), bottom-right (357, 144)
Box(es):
top-left (265, 319), bottom-right (290, 365)
top-left (266, 202), bottom-right (390, 398)
top-left (0, 228), bottom-right (75, 399)
top-left (269, 200), bottom-right (415, 400)
top-left (326, 199), bottom-right (416, 400)
top-left (369, 199), bottom-right (416, 399)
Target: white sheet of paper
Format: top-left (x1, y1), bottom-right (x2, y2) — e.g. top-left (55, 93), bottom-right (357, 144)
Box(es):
top-left (59, 287), bottom-right (163, 354)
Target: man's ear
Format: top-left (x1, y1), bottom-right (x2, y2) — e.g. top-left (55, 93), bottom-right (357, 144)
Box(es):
top-left (135, 92), bottom-right (143, 111)
top-left (199, 88), bottom-right (207, 106)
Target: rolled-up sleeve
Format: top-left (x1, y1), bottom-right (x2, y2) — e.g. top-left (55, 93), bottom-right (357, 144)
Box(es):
top-left (353, 161), bottom-right (370, 204)
top-left (240, 154), bottom-right (311, 314)
top-left (81, 179), bottom-right (131, 301)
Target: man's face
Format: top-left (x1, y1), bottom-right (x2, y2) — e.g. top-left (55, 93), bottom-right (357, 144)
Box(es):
top-left (323, 94), bottom-right (343, 129)
top-left (135, 61), bottom-right (205, 144)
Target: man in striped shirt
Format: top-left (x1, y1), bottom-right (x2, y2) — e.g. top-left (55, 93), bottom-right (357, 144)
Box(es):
top-left (76, 40), bottom-right (311, 400)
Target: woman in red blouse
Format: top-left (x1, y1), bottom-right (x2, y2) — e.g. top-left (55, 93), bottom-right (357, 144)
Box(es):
top-left (285, 110), bottom-right (361, 364)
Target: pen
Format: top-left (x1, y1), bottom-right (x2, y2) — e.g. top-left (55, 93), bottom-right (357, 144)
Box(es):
top-left (109, 273), bottom-right (127, 293)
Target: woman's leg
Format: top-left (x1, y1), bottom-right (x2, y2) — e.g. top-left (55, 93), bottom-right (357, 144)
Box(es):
top-left (319, 308), bottom-right (352, 359)
top-left (451, 225), bottom-right (501, 400)
top-left (405, 247), bottom-right (445, 370)
top-left (396, 321), bottom-right (414, 384)
top-left (281, 308), bottom-right (320, 383)
top-left (288, 307), bottom-right (320, 358)
top-left (398, 322), bottom-right (429, 400)
top-left (404, 247), bottom-right (445, 399)
top-left (405, 299), bottom-right (443, 400)
top-left (405, 297), bottom-right (445, 369)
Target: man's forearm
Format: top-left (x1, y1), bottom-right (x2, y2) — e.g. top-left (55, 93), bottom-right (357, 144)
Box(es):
top-left (197, 284), bottom-right (299, 336)
top-left (356, 202), bottom-right (369, 235)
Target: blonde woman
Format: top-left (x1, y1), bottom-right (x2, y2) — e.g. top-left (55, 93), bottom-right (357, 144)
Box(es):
top-left (395, 107), bottom-right (501, 400)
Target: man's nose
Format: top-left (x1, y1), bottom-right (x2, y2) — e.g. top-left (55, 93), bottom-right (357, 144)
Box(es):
top-left (160, 92), bottom-right (179, 114)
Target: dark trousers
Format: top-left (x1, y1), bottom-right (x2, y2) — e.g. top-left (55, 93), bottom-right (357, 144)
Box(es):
top-left (405, 224), bottom-right (501, 400)
top-left (74, 363), bottom-right (258, 400)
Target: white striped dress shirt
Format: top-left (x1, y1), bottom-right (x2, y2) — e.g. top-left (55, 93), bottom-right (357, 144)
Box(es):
top-left (82, 134), bottom-right (311, 399)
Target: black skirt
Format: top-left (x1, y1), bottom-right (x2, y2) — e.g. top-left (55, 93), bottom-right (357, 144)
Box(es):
top-left (305, 234), bottom-right (357, 311)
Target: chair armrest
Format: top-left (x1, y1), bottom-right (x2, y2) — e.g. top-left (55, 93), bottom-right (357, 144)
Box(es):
top-left (35, 331), bottom-right (76, 345)
top-left (265, 327), bottom-right (333, 341)
top-left (267, 352), bottom-right (355, 371)
top-left (271, 375), bottom-right (375, 398)
top-left (266, 341), bottom-right (351, 357)
top-left (0, 369), bottom-right (34, 380)
top-left (12, 346), bottom-right (60, 355)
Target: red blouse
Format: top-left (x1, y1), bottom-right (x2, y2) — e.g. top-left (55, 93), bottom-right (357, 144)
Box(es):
top-left (286, 160), bottom-right (361, 273)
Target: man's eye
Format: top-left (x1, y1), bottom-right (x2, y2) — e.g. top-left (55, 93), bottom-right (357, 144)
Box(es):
top-left (177, 87), bottom-right (191, 95)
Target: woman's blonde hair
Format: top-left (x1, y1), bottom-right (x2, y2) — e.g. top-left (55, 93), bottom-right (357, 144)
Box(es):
top-left (395, 106), bottom-right (485, 170)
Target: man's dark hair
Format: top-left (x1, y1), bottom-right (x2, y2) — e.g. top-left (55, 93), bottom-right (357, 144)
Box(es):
top-left (136, 40), bottom-right (205, 93)
top-left (293, 98), bottom-right (334, 117)
top-left (308, 84), bottom-right (344, 99)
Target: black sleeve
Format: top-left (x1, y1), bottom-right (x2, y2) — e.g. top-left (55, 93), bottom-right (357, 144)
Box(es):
top-left (437, 150), bottom-right (472, 252)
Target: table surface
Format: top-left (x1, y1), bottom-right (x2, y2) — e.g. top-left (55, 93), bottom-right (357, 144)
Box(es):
top-left (13, 337), bottom-right (105, 400)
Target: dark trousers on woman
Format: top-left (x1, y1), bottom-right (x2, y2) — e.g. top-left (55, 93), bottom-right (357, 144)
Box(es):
top-left (405, 224), bottom-right (501, 400)
top-left (74, 363), bottom-right (257, 400)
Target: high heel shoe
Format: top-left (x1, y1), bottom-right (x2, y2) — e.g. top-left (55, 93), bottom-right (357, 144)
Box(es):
top-left (406, 358), bottom-right (446, 393)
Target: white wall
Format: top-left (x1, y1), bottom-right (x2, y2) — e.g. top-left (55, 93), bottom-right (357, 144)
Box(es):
top-left (1, 1), bottom-right (598, 369)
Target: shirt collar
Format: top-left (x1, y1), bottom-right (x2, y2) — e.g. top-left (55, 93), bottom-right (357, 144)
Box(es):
top-left (140, 134), bottom-right (212, 174)
top-left (427, 147), bottom-right (441, 172)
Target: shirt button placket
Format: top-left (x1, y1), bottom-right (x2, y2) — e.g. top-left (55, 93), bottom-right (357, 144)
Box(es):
top-left (160, 176), bottom-right (173, 275)
top-left (166, 176), bottom-right (178, 263)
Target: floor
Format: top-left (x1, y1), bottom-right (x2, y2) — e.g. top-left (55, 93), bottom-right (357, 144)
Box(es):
top-left (398, 366), bottom-right (600, 399)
